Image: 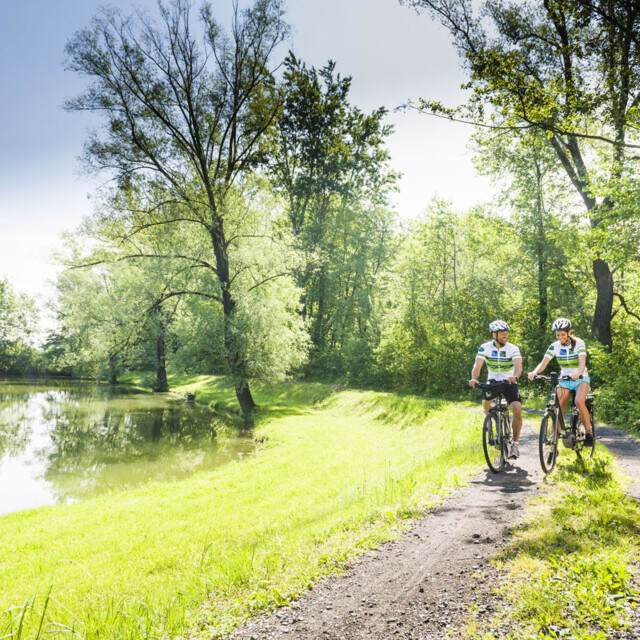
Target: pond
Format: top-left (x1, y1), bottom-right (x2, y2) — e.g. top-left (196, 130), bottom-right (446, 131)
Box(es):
top-left (0, 379), bottom-right (254, 516)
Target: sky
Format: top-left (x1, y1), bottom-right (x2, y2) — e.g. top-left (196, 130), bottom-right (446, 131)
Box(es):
top-left (0, 0), bottom-right (494, 312)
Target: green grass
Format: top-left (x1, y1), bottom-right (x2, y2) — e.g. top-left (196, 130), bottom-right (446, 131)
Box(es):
top-left (0, 378), bottom-right (485, 639)
top-left (469, 450), bottom-right (640, 640)
top-left (118, 373), bottom-right (338, 423)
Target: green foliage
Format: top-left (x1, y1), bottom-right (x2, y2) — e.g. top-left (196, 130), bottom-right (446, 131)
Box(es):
top-left (376, 201), bottom-right (523, 393)
top-left (590, 336), bottom-right (640, 431)
top-left (0, 279), bottom-right (39, 375)
top-left (273, 53), bottom-right (398, 374)
top-left (474, 131), bottom-right (590, 354)
top-left (408, 0), bottom-right (640, 351)
top-left (50, 180), bottom-right (309, 387)
top-left (52, 238), bottom-right (170, 382)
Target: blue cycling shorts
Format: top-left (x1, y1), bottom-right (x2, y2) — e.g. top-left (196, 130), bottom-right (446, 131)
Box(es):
top-left (558, 375), bottom-right (590, 392)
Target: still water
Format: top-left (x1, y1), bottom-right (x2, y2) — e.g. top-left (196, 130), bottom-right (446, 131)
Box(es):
top-left (0, 379), bottom-right (254, 516)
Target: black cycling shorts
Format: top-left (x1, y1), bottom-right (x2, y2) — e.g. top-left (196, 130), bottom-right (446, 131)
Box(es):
top-left (487, 380), bottom-right (521, 404)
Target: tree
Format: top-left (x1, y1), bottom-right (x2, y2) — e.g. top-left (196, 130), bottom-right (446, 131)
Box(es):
top-left (377, 201), bottom-right (521, 392)
top-left (0, 279), bottom-right (39, 375)
top-left (403, 0), bottom-right (640, 350)
top-left (271, 53), bottom-right (398, 368)
top-left (473, 130), bottom-right (590, 355)
top-left (55, 178), bottom-right (309, 397)
top-left (54, 247), bottom-right (150, 382)
top-left (65, 0), bottom-right (289, 425)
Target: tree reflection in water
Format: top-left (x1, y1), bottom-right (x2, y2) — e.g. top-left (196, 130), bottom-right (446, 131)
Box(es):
top-left (0, 391), bottom-right (32, 458)
top-left (0, 380), bottom-right (254, 511)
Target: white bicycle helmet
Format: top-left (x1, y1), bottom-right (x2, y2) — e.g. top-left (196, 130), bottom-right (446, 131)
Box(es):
top-left (489, 319), bottom-right (510, 333)
top-left (551, 317), bottom-right (572, 331)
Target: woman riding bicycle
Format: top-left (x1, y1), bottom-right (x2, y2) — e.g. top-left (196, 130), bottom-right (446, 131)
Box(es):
top-left (527, 317), bottom-right (594, 447)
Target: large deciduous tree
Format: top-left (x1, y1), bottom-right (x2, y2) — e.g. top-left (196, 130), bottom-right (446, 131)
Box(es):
top-left (65, 0), bottom-right (288, 425)
top-left (403, 0), bottom-right (640, 350)
top-left (474, 130), bottom-right (591, 354)
top-left (271, 53), bottom-right (397, 367)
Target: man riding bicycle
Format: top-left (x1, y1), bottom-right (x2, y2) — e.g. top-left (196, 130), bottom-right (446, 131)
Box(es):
top-left (527, 317), bottom-right (594, 447)
top-left (469, 320), bottom-right (523, 459)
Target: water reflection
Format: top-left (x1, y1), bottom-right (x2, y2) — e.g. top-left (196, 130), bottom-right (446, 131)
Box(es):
top-left (0, 380), bottom-right (254, 515)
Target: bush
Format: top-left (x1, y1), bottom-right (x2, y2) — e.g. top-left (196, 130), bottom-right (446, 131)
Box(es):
top-left (590, 341), bottom-right (640, 431)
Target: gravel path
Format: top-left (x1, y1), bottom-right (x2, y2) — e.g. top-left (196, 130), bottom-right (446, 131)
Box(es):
top-left (229, 426), bottom-right (543, 640)
top-left (597, 425), bottom-right (640, 500)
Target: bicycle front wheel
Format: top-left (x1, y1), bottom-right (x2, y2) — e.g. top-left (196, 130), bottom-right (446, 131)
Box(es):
top-left (539, 414), bottom-right (558, 474)
top-left (483, 413), bottom-right (505, 473)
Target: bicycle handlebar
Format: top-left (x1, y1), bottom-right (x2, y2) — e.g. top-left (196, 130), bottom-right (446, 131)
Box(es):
top-left (533, 374), bottom-right (583, 382)
top-left (476, 381), bottom-right (508, 390)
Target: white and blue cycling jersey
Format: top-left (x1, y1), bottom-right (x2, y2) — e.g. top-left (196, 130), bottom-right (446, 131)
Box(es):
top-left (476, 341), bottom-right (522, 382)
top-left (545, 338), bottom-right (588, 378)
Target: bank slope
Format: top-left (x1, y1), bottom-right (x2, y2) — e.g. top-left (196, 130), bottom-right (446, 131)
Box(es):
top-left (0, 382), bottom-right (484, 640)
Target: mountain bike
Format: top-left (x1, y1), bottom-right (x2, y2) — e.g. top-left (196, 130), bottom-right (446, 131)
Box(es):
top-left (477, 381), bottom-right (514, 473)
top-left (534, 373), bottom-right (596, 474)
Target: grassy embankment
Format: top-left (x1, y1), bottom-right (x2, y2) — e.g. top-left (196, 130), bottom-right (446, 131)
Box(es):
top-left (468, 450), bottom-right (640, 640)
top-left (1, 375), bottom-right (485, 639)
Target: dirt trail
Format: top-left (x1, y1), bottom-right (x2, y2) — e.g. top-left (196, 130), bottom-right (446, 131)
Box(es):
top-left (228, 421), bottom-right (640, 640)
top-left (230, 426), bottom-right (543, 640)
top-left (597, 425), bottom-right (640, 501)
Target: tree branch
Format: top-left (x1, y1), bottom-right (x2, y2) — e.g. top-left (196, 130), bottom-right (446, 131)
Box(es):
top-left (613, 292), bottom-right (640, 323)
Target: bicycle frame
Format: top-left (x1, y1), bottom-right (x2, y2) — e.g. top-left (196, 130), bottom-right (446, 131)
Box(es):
top-left (544, 376), bottom-right (564, 432)
top-left (478, 381), bottom-right (513, 472)
top-left (545, 376), bottom-right (587, 444)
top-left (536, 373), bottom-right (595, 473)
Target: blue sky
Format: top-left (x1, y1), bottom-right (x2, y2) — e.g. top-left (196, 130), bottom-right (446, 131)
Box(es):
top-left (0, 0), bottom-right (493, 307)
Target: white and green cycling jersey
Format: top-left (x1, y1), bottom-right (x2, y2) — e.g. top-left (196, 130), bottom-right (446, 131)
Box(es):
top-left (545, 338), bottom-right (588, 377)
top-left (476, 341), bottom-right (522, 381)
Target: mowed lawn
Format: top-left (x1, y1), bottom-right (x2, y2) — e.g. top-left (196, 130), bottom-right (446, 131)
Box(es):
top-left (1, 379), bottom-right (485, 639)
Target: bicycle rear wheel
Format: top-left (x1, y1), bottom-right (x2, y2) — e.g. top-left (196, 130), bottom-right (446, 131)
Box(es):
top-left (483, 413), bottom-right (505, 473)
top-left (539, 413), bottom-right (558, 474)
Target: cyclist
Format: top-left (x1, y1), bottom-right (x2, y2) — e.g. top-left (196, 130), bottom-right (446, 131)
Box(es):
top-left (469, 320), bottom-right (523, 458)
top-left (527, 318), bottom-right (593, 447)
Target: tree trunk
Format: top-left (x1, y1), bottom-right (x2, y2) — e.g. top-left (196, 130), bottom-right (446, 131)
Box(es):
top-left (537, 247), bottom-right (548, 337)
top-left (592, 258), bottom-right (614, 350)
top-left (313, 268), bottom-right (327, 349)
top-left (534, 161), bottom-right (549, 351)
top-left (235, 379), bottom-right (256, 429)
top-left (210, 223), bottom-right (256, 427)
top-left (108, 353), bottom-right (118, 385)
top-left (154, 316), bottom-right (169, 392)
top-left (589, 203), bottom-right (614, 352)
